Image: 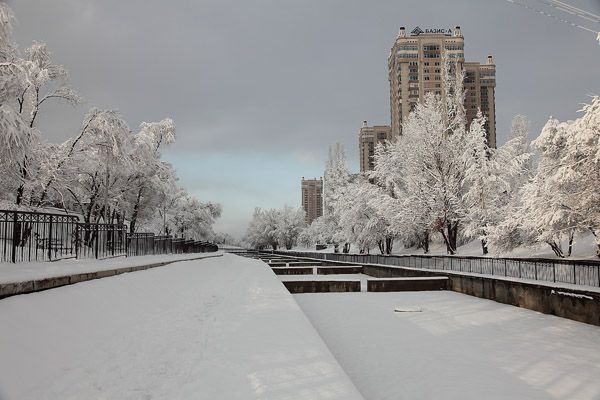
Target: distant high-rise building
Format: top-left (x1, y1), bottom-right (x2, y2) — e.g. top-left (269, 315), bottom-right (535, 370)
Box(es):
top-left (301, 177), bottom-right (323, 224)
top-left (358, 121), bottom-right (392, 172)
top-left (388, 26), bottom-right (496, 147)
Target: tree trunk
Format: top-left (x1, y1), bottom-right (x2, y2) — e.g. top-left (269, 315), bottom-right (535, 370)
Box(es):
top-left (129, 188), bottom-right (143, 234)
top-left (481, 239), bottom-right (488, 255)
top-left (343, 243), bottom-right (350, 253)
top-left (546, 241), bottom-right (565, 258)
top-left (440, 222), bottom-right (458, 255)
top-left (385, 235), bottom-right (393, 255)
top-left (377, 240), bottom-right (384, 254)
top-left (420, 231), bottom-right (430, 254)
top-left (567, 231), bottom-right (574, 257)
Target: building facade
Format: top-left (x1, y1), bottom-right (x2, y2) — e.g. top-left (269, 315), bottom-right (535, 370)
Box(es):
top-left (388, 26), bottom-right (496, 146)
top-left (301, 177), bottom-right (323, 224)
top-left (358, 121), bottom-right (392, 172)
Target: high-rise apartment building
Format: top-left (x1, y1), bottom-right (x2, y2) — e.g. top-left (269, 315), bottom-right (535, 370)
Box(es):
top-left (358, 121), bottom-right (392, 172)
top-left (301, 177), bottom-right (323, 224)
top-left (388, 26), bottom-right (496, 147)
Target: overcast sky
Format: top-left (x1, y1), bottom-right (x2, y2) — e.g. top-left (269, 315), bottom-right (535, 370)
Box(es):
top-left (6, 0), bottom-right (600, 238)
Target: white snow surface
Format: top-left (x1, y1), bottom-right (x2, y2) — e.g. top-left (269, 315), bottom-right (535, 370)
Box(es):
top-left (0, 254), bottom-right (363, 400)
top-left (0, 252), bottom-right (222, 284)
top-left (295, 291), bottom-right (600, 400)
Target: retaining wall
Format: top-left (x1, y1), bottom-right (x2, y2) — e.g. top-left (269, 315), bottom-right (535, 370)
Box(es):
top-left (271, 267), bottom-right (313, 275)
top-left (318, 266), bottom-right (363, 275)
top-left (283, 280), bottom-right (360, 293)
top-left (367, 277), bottom-right (449, 292)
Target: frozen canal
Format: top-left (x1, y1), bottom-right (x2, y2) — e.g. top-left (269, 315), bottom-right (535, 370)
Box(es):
top-left (0, 254), bottom-right (363, 400)
top-left (294, 291), bottom-right (600, 400)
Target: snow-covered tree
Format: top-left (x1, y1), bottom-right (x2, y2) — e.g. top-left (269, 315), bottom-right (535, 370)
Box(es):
top-left (244, 206), bottom-right (305, 250)
top-left (245, 208), bottom-right (280, 250)
top-left (322, 143), bottom-right (352, 252)
top-left (514, 97), bottom-right (600, 257)
top-left (335, 177), bottom-right (392, 254)
top-left (486, 115), bottom-right (534, 254)
top-left (276, 205), bottom-right (306, 249)
top-left (461, 111), bottom-right (509, 254)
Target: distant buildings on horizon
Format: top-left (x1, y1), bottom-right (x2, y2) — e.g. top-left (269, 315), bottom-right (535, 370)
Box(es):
top-left (302, 25), bottom-right (498, 219)
top-left (301, 177), bottom-right (323, 224)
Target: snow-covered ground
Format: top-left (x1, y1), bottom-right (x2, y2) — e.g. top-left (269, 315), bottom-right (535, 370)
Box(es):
top-left (0, 254), bottom-right (363, 400)
top-left (295, 291), bottom-right (600, 400)
top-left (0, 252), bottom-right (222, 284)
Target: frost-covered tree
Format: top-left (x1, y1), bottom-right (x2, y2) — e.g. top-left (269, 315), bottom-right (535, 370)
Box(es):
top-left (276, 205), bottom-right (306, 250)
top-left (245, 208), bottom-right (280, 250)
top-left (461, 111), bottom-right (509, 254)
top-left (244, 206), bottom-right (305, 250)
top-left (125, 118), bottom-right (176, 233)
top-left (170, 194), bottom-right (222, 240)
top-left (335, 177), bottom-right (391, 254)
top-left (486, 115), bottom-right (534, 254)
top-left (515, 97), bottom-right (600, 257)
top-left (323, 143), bottom-right (352, 252)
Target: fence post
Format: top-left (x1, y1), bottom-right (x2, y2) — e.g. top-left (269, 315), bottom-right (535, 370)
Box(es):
top-left (504, 259), bottom-right (507, 276)
top-left (48, 216), bottom-right (53, 261)
top-left (573, 263), bottom-right (576, 284)
top-left (518, 262), bottom-right (521, 279)
top-left (75, 225), bottom-right (79, 259)
top-left (553, 262), bottom-right (556, 282)
top-left (11, 211), bottom-right (17, 263)
top-left (94, 225), bottom-right (99, 259)
top-left (534, 261), bottom-right (538, 280)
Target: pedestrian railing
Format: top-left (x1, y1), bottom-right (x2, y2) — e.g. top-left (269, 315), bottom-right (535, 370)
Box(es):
top-left (0, 209), bottom-right (219, 263)
top-left (272, 250), bottom-right (600, 288)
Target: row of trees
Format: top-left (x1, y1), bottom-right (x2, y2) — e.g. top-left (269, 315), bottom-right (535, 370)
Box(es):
top-left (0, 4), bottom-right (221, 240)
top-left (299, 62), bottom-right (600, 258)
top-left (244, 206), bottom-right (306, 250)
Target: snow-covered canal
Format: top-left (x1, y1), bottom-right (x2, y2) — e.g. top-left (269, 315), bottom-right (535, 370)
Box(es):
top-left (0, 254), bottom-right (363, 400)
top-left (295, 291), bottom-right (600, 400)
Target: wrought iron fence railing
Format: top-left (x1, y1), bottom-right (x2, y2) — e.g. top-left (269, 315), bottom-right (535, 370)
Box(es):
top-left (0, 209), bottom-right (79, 263)
top-left (0, 209), bottom-right (218, 263)
top-left (271, 250), bottom-right (600, 288)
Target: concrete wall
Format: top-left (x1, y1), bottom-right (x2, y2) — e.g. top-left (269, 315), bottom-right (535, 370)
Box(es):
top-left (318, 266), bottom-right (363, 275)
top-left (367, 278), bottom-right (449, 292)
top-left (283, 281), bottom-right (360, 293)
top-left (271, 267), bottom-right (313, 275)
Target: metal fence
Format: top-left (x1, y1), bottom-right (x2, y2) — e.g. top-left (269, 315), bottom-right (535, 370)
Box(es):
top-left (76, 223), bottom-right (128, 259)
top-left (0, 209), bottom-right (79, 263)
top-left (272, 250), bottom-right (600, 288)
top-left (127, 233), bottom-right (217, 256)
top-left (0, 209), bottom-right (219, 263)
